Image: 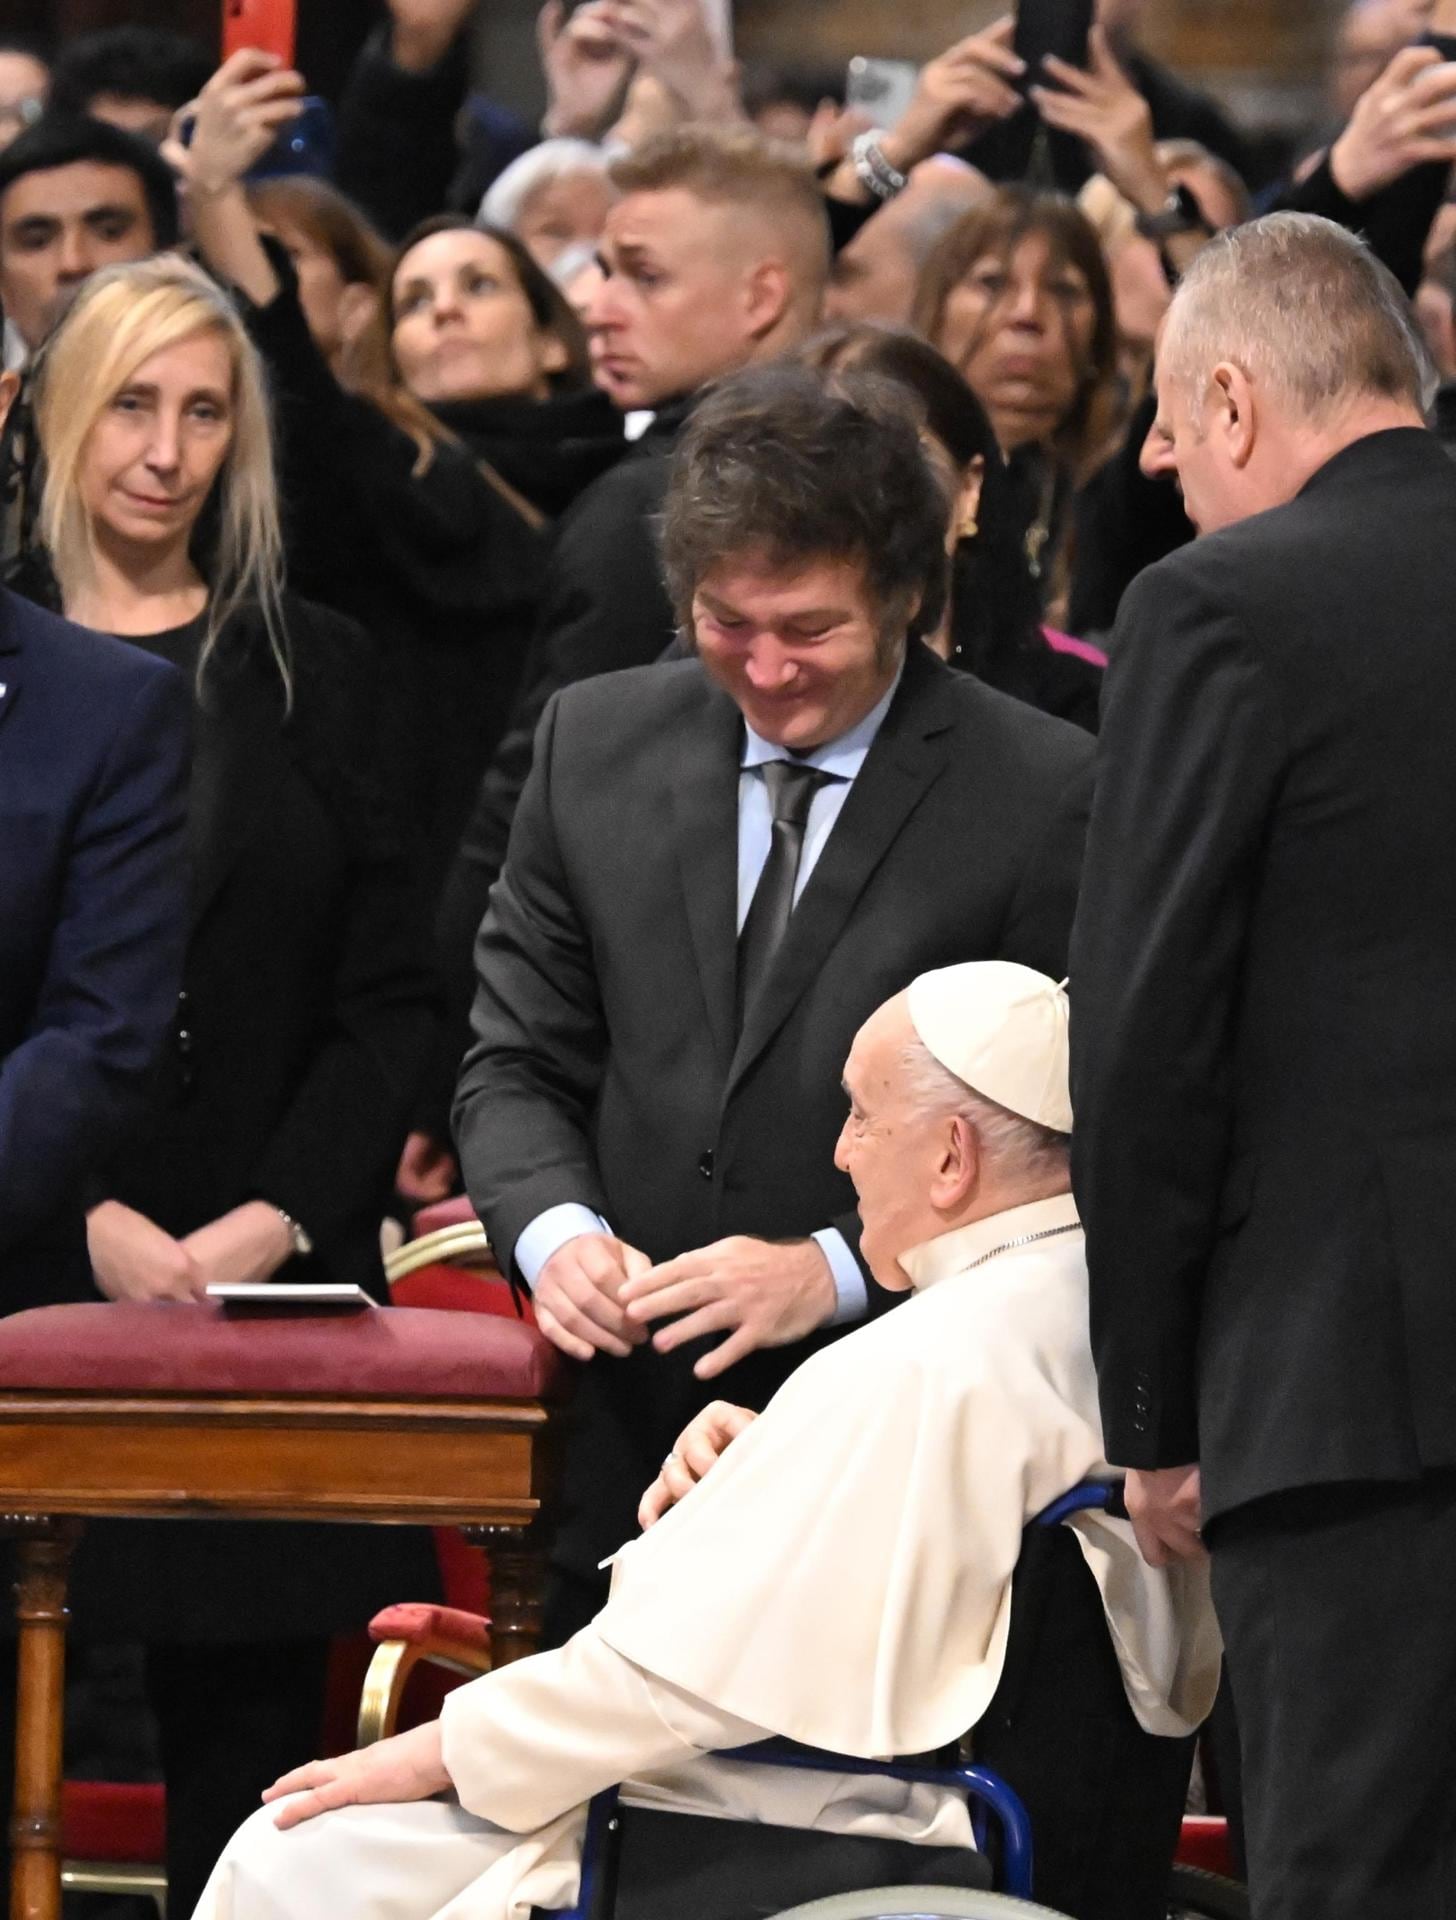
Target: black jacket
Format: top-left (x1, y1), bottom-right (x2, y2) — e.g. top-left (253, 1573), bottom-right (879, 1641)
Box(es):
top-left (1070, 428), bottom-right (1456, 1521)
top-left (70, 596), bottom-right (439, 1643)
top-left (0, 590), bottom-right (189, 1313)
top-left (243, 276), bottom-right (545, 890)
top-left (430, 388), bottom-right (625, 522)
top-left (95, 598), bottom-right (436, 1293)
top-left (455, 642), bottom-right (1092, 1586)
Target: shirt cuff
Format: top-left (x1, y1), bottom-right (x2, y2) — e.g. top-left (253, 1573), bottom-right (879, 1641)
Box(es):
top-left (514, 1203), bottom-right (613, 1287)
top-left (813, 1227), bottom-right (868, 1327)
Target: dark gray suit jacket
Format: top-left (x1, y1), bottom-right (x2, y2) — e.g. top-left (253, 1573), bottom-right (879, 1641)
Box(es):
top-left (1071, 428), bottom-right (1456, 1522)
top-left (455, 640), bottom-right (1092, 1588)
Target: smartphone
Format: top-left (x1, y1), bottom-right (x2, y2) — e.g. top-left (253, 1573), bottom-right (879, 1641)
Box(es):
top-left (1013, 0), bottom-right (1095, 92)
top-left (845, 56), bottom-right (919, 131)
top-left (246, 96), bottom-right (334, 180)
top-left (221, 0), bottom-right (297, 68)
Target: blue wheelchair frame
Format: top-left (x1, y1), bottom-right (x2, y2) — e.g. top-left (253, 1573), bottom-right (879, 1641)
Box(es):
top-left (555, 1479), bottom-right (1125, 1920)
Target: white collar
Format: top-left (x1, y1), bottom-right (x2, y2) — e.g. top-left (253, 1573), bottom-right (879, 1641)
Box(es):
top-left (899, 1192), bottom-right (1083, 1292)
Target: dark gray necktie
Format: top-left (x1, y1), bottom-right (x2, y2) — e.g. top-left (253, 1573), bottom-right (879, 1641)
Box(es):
top-left (737, 760), bottom-right (832, 1029)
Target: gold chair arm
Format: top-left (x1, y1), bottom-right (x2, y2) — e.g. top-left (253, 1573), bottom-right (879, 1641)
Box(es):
top-left (383, 1223), bottom-right (495, 1286)
top-left (357, 1633), bottom-right (495, 1745)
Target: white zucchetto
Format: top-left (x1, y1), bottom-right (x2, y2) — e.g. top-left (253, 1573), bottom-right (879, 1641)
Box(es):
top-left (906, 960), bottom-right (1073, 1134)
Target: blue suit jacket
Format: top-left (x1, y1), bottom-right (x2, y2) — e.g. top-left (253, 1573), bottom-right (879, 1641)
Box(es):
top-left (0, 587), bottom-right (190, 1309)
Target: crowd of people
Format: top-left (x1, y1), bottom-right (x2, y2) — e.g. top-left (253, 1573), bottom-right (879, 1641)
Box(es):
top-left (4, 2), bottom-right (1456, 1918)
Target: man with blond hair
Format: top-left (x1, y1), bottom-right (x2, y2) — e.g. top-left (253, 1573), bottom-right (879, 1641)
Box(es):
top-left (1072, 211), bottom-right (1456, 1918)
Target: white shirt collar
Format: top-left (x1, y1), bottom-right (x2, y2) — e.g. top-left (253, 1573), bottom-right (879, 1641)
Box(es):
top-left (899, 1192), bottom-right (1083, 1293)
top-left (740, 662), bottom-right (904, 779)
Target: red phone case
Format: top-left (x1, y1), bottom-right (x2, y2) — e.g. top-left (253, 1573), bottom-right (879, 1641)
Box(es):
top-left (221, 0), bottom-right (296, 68)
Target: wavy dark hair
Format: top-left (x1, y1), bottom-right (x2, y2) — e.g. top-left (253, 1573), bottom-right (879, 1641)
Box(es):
top-left (661, 361), bottom-right (951, 660)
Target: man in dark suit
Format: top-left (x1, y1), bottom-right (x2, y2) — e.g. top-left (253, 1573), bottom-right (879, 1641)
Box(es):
top-left (409, 124), bottom-right (837, 1199)
top-left (1070, 213), bottom-right (1456, 1919)
top-left (455, 365), bottom-right (1092, 1639)
top-left (0, 358), bottom-right (190, 1888)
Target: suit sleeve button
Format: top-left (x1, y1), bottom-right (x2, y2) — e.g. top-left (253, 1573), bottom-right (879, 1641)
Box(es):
top-left (698, 1150), bottom-right (715, 1180)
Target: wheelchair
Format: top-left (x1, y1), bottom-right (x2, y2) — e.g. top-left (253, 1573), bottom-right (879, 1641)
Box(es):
top-left (371, 1482), bottom-right (1246, 1920)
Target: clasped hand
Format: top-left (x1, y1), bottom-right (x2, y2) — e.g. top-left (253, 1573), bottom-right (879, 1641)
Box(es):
top-left (620, 1234), bottom-right (836, 1380)
top-left (534, 1231), bottom-right (837, 1379)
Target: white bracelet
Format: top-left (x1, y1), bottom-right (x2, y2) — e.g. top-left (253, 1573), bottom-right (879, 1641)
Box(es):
top-left (851, 129), bottom-right (908, 203)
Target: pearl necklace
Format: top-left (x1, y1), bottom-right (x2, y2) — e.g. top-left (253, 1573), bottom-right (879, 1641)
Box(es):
top-left (962, 1220), bottom-right (1082, 1272)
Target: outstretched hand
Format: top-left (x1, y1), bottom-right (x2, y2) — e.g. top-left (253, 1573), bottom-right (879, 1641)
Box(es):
top-left (620, 1235), bottom-right (836, 1381)
top-left (592, 0), bottom-right (739, 120)
top-left (1330, 42), bottom-right (1456, 200)
top-left (538, 0), bottom-right (636, 139)
top-left (163, 49), bottom-right (304, 199)
top-left (1033, 26), bottom-right (1165, 213)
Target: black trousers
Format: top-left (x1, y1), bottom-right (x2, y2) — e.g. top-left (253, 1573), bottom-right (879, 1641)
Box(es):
top-left (1211, 1472), bottom-right (1456, 1920)
top-left (0, 1638), bottom-right (328, 1920)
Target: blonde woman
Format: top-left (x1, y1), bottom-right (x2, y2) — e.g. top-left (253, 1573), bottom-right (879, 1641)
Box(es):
top-left (28, 253), bottom-right (437, 1918)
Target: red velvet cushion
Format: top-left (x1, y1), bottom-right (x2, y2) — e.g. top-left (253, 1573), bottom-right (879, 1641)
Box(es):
top-left (0, 1302), bottom-right (566, 1401)
top-left (61, 1781), bottom-right (166, 1866)
top-left (369, 1602), bottom-right (491, 1650)
top-left (411, 1196), bottom-right (484, 1237)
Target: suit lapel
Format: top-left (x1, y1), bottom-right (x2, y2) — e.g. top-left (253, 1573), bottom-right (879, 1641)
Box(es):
top-left (726, 647), bottom-right (960, 1098)
top-left (668, 681), bottom-right (743, 1076)
top-left (187, 639), bottom-right (290, 932)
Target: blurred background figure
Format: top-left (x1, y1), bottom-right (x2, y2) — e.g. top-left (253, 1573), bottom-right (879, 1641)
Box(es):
top-left (47, 24), bottom-right (211, 144)
top-left (0, 33), bottom-right (48, 152)
top-left (0, 114), bottom-right (175, 360)
top-left (914, 187), bottom-right (1119, 624)
top-left (478, 135), bottom-right (612, 269)
top-left (825, 156), bottom-right (990, 327)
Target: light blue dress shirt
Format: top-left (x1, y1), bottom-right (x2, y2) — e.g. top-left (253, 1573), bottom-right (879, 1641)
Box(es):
top-left (514, 667), bottom-right (905, 1330)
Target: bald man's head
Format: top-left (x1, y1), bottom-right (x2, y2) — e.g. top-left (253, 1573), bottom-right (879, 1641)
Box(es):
top-left (587, 126), bottom-right (830, 411)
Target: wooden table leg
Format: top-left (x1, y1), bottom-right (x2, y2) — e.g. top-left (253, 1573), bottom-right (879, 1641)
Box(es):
top-left (5, 1518), bottom-right (79, 1920)
top-left (467, 1524), bottom-right (545, 1667)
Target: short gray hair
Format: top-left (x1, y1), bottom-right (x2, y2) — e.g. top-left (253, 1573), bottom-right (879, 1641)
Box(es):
top-left (900, 1036), bottom-right (1071, 1187)
top-left (1160, 212), bottom-right (1436, 424)
top-left (479, 138), bottom-right (611, 235)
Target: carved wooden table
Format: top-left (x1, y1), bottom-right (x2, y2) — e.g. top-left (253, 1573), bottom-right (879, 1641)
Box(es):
top-left (0, 1301), bottom-right (566, 1920)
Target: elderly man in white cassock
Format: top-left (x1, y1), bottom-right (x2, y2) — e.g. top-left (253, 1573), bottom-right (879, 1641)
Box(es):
top-left (193, 962), bottom-right (1220, 1920)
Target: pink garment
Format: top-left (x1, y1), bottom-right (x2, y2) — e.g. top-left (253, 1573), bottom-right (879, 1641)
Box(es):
top-left (1042, 627), bottom-right (1108, 668)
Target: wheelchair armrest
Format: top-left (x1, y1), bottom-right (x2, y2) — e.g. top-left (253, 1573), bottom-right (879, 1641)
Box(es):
top-left (1032, 1478), bottom-right (1127, 1527)
top-left (357, 1604), bottom-right (494, 1747)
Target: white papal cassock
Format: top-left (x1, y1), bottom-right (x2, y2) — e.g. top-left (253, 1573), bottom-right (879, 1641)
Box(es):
top-left (194, 1193), bottom-right (1222, 1920)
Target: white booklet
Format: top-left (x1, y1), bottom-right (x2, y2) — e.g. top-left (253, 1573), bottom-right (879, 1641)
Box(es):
top-left (206, 1282), bottom-right (375, 1311)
